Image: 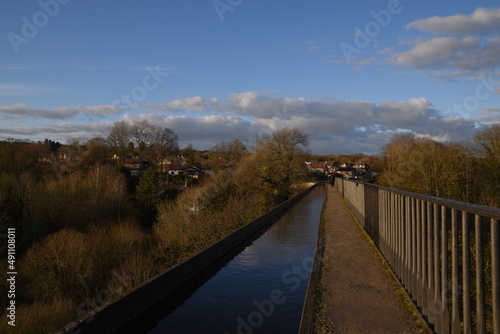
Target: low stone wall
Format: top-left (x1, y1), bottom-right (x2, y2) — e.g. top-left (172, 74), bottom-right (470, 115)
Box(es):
top-left (55, 183), bottom-right (318, 334)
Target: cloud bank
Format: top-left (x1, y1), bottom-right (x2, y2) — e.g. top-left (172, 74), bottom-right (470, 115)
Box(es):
top-left (0, 92), bottom-right (481, 154)
top-left (0, 103), bottom-right (124, 119)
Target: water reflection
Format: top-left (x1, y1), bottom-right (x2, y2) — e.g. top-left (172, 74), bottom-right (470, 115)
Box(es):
top-left (132, 184), bottom-right (325, 334)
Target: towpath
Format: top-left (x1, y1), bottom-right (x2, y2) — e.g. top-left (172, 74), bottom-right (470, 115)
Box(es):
top-left (313, 185), bottom-right (432, 334)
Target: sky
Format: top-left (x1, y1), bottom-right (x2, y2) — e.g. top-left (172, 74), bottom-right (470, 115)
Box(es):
top-left (0, 0), bottom-right (499, 154)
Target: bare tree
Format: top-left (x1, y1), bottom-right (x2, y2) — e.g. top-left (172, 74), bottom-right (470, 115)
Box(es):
top-left (474, 124), bottom-right (500, 207)
top-left (107, 120), bottom-right (179, 171)
top-left (130, 120), bottom-right (157, 162)
top-left (210, 139), bottom-right (247, 171)
top-left (474, 123), bottom-right (500, 161)
top-left (244, 128), bottom-right (309, 201)
top-left (152, 127), bottom-right (179, 172)
top-left (107, 121), bottom-right (132, 161)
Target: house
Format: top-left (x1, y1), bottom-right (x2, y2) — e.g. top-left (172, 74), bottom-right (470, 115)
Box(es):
top-left (354, 163), bottom-right (370, 174)
top-left (157, 158), bottom-right (172, 173)
top-left (307, 162), bottom-right (327, 174)
top-left (167, 165), bottom-right (212, 178)
top-left (124, 159), bottom-right (151, 176)
top-left (325, 161), bottom-right (339, 173)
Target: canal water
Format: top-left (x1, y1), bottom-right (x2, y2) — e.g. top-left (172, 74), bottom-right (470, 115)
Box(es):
top-left (124, 184), bottom-right (325, 334)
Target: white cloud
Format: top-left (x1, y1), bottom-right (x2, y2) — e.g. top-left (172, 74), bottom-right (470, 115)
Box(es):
top-left (390, 36), bottom-right (500, 72)
top-left (407, 8), bottom-right (500, 36)
top-left (385, 8), bottom-right (500, 79)
top-left (329, 8), bottom-right (500, 80)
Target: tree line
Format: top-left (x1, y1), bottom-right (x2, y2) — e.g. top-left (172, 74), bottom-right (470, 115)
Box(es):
top-left (107, 120), bottom-right (179, 167)
top-left (2, 120), bottom-right (496, 333)
top-left (378, 124), bottom-right (500, 208)
top-left (0, 125), bottom-right (310, 334)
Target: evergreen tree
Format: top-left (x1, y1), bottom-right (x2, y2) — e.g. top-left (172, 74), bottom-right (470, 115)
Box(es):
top-left (136, 167), bottom-right (162, 226)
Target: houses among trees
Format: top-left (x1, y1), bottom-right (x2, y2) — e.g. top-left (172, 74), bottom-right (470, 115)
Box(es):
top-left (306, 160), bottom-right (373, 179)
top-left (0, 126), bottom-right (316, 333)
top-left (304, 123), bottom-right (500, 208)
top-left (107, 120), bottom-right (212, 180)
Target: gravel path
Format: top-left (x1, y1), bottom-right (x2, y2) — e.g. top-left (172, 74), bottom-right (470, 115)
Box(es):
top-left (313, 185), bottom-right (433, 334)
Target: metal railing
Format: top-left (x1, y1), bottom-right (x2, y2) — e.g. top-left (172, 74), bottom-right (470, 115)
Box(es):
top-left (336, 178), bottom-right (500, 334)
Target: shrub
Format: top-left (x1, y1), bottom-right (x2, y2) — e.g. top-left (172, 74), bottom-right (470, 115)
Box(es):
top-left (19, 229), bottom-right (105, 303)
top-left (2, 298), bottom-right (75, 334)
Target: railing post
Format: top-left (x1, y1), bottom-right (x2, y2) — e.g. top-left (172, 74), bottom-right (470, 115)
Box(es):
top-left (405, 196), bottom-right (411, 294)
top-left (391, 192), bottom-right (396, 273)
top-left (385, 190), bottom-right (389, 261)
top-left (402, 195), bottom-right (408, 289)
top-left (441, 206), bottom-right (450, 334)
top-left (381, 190), bottom-right (387, 258)
top-left (492, 218), bottom-right (500, 334)
top-left (432, 203), bottom-right (441, 331)
top-left (462, 211), bottom-right (472, 334)
top-left (394, 193), bottom-right (398, 275)
top-left (416, 199), bottom-right (422, 306)
top-left (421, 200), bottom-right (428, 314)
top-left (389, 192), bottom-right (394, 268)
top-left (475, 214), bottom-right (486, 334)
top-left (412, 198), bottom-right (418, 300)
top-left (386, 191), bottom-right (392, 262)
top-left (451, 208), bottom-right (460, 333)
top-left (426, 201), bottom-right (434, 325)
top-left (378, 190), bottom-right (384, 256)
top-left (398, 194), bottom-right (404, 281)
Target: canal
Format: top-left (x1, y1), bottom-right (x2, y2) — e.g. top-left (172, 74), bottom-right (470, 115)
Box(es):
top-left (119, 184), bottom-right (326, 334)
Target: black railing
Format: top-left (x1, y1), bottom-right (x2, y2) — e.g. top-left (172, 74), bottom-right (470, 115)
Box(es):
top-left (337, 178), bottom-right (500, 334)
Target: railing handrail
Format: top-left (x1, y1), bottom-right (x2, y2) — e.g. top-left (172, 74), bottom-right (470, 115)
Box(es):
top-left (344, 179), bottom-right (500, 221)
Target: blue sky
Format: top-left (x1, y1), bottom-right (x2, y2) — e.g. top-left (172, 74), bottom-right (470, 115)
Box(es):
top-left (1, 0), bottom-right (499, 154)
